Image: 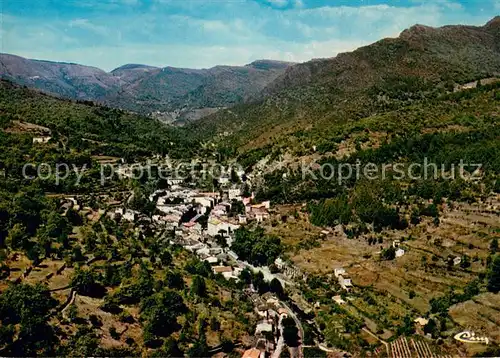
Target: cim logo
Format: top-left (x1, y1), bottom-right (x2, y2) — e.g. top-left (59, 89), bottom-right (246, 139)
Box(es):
top-left (454, 331), bottom-right (489, 345)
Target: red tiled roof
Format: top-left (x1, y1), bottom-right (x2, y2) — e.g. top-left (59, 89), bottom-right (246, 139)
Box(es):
top-left (213, 266), bottom-right (233, 273)
top-left (242, 348), bottom-right (260, 358)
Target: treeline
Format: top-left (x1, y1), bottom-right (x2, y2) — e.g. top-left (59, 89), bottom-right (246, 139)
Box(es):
top-left (0, 80), bottom-right (199, 160)
top-left (307, 183), bottom-right (407, 231)
top-left (254, 87), bottom-right (500, 232)
top-left (231, 227), bottom-right (283, 266)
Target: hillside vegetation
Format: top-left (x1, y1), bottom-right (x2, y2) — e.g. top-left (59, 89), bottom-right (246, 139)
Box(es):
top-left (192, 17), bottom-right (500, 155)
top-left (0, 81), bottom-right (256, 356)
top-left (0, 54), bottom-right (291, 118)
top-left (0, 80), bottom-right (198, 160)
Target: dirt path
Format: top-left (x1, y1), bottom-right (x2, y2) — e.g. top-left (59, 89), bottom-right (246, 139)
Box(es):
top-left (362, 327), bottom-right (389, 357)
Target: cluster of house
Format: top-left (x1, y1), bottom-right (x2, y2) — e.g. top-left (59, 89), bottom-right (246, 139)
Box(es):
top-left (110, 183), bottom-right (272, 281)
top-left (58, 178), bottom-right (275, 284)
top-left (242, 294), bottom-right (290, 358)
top-left (334, 267), bottom-right (353, 292)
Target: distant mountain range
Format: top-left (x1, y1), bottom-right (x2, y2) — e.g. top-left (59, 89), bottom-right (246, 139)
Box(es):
top-left (192, 16), bottom-right (500, 151)
top-left (0, 54), bottom-right (291, 124)
top-left (2, 16), bottom-right (500, 132)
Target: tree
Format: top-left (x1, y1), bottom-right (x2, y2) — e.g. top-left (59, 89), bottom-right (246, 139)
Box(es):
top-left (210, 316), bottom-right (220, 331)
top-left (397, 315), bottom-right (416, 336)
top-left (229, 200), bottom-right (245, 217)
top-left (5, 223), bottom-right (26, 250)
top-left (304, 347), bottom-right (326, 358)
top-left (0, 324), bottom-right (15, 347)
top-left (270, 278), bottom-right (285, 298)
top-left (460, 255), bottom-right (471, 269)
top-left (232, 227), bottom-right (283, 266)
top-left (71, 268), bottom-right (106, 298)
top-left (423, 318), bottom-right (438, 337)
top-left (242, 183), bottom-right (251, 197)
top-left (0, 283), bottom-right (58, 355)
top-left (191, 275), bottom-right (207, 297)
top-left (487, 254), bottom-right (500, 293)
top-left (282, 317), bottom-right (299, 347)
top-left (162, 337), bottom-right (183, 357)
top-left (381, 246), bottom-right (396, 260)
top-left (187, 334), bottom-right (209, 357)
top-left (159, 250), bottom-right (173, 267)
top-left (165, 270), bottom-right (185, 289)
top-left (214, 234), bottom-right (227, 248)
top-left (490, 238), bottom-right (499, 254)
top-left (464, 279), bottom-right (480, 298)
top-left (230, 168), bottom-right (240, 184)
top-left (0, 283), bottom-right (57, 325)
top-left (140, 291), bottom-right (186, 337)
top-left (302, 324), bottom-right (315, 345)
top-left (109, 326), bottom-right (120, 340)
top-left (67, 303), bottom-right (78, 322)
top-left (240, 267), bottom-right (252, 284)
top-left (252, 271), bottom-right (269, 293)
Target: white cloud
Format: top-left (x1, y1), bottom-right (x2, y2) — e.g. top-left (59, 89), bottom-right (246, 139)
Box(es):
top-left (264, 0), bottom-right (304, 8)
top-left (265, 0), bottom-right (289, 7)
top-left (2, 1), bottom-right (495, 71)
top-left (68, 19), bottom-right (109, 37)
top-left (294, 0), bottom-right (304, 8)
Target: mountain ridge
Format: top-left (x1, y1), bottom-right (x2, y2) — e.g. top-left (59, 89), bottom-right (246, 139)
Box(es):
top-left (192, 17), bottom-right (500, 154)
top-left (0, 53), bottom-right (293, 121)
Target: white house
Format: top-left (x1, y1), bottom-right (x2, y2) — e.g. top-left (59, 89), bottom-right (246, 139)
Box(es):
top-left (196, 246), bottom-right (211, 257)
top-left (238, 215), bottom-right (247, 224)
top-left (254, 209), bottom-right (270, 223)
top-left (204, 256), bottom-right (219, 265)
top-left (207, 218), bottom-right (239, 237)
top-left (255, 322), bottom-right (273, 335)
top-left (186, 242), bottom-right (205, 252)
top-left (395, 248), bottom-right (405, 258)
top-left (33, 136), bottom-right (51, 144)
top-left (267, 297), bottom-right (279, 306)
top-left (338, 276), bottom-right (353, 291)
top-left (115, 208), bottom-right (139, 222)
top-left (333, 295), bottom-right (346, 305)
top-left (334, 268), bottom-right (346, 278)
top-left (193, 196), bottom-right (214, 208)
top-left (211, 204), bottom-right (227, 217)
top-left (228, 188), bottom-right (241, 200)
top-left (167, 178), bottom-right (184, 185)
top-left (233, 266), bottom-right (243, 277)
top-left (212, 266), bottom-right (236, 280)
top-left (275, 257), bottom-right (286, 269)
top-left (414, 317), bottom-right (429, 326)
top-left (219, 176), bottom-right (230, 185)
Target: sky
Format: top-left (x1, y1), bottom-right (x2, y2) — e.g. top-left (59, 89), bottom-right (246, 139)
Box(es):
top-left (1, 0), bottom-right (499, 71)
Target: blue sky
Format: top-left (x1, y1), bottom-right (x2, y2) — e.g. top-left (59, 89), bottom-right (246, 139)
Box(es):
top-left (1, 0), bottom-right (498, 71)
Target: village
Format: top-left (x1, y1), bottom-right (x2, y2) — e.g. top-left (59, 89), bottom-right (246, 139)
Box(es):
top-left (58, 162), bottom-right (314, 358)
top-left (37, 158), bottom-right (500, 358)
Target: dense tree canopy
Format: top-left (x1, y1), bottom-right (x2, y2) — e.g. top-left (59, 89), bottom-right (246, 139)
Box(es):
top-left (231, 227), bottom-right (283, 266)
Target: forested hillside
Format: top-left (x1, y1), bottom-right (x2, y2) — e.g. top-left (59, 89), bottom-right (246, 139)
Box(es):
top-left (0, 80), bottom-right (198, 160)
top-left (0, 81), bottom-right (258, 356)
top-left (0, 54), bottom-right (291, 119)
top-left (192, 17), bottom-right (500, 154)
